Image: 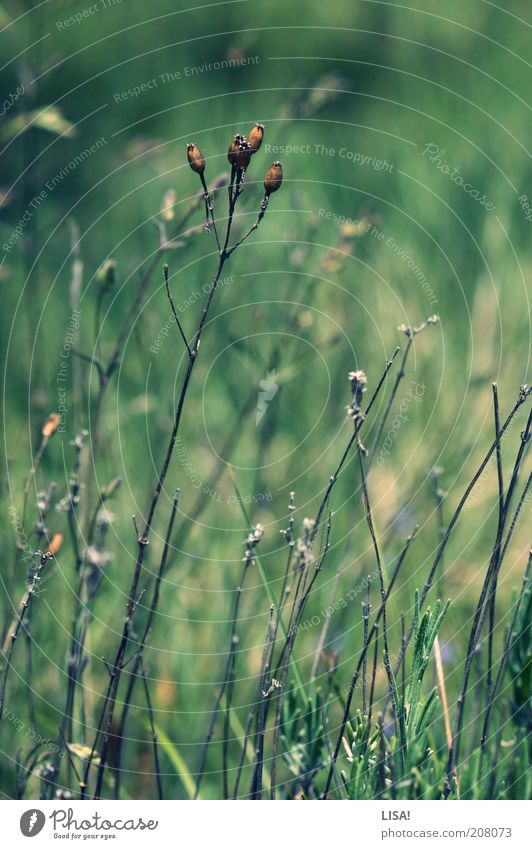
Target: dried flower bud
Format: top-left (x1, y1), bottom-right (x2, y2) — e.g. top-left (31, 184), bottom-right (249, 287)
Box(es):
top-left (95, 258), bottom-right (117, 290)
top-left (42, 413), bottom-right (61, 438)
top-left (47, 532), bottom-right (63, 557)
top-left (247, 123), bottom-right (264, 153)
top-left (187, 143), bottom-right (205, 174)
top-left (264, 161), bottom-right (283, 195)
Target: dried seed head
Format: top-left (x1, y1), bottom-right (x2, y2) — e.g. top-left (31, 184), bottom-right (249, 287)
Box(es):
top-left (247, 123), bottom-right (264, 153)
top-left (347, 370), bottom-right (368, 419)
top-left (228, 134), bottom-right (252, 170)
top-left (96, 258), bottom-right (117, 290)
top-left (42, 413), bottom-right (61, 438)
top-left (227, 134), bottom-right (245, 167)
top-left (187, 143), bottom-right (205, 174)
top-left (47, 532), bottom-right (63, 557)
top-left (264, 161), bottom-right (283, 195)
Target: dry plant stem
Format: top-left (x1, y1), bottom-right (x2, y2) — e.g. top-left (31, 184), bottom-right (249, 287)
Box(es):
top-left (222, 557), bottom-right (252, 799)
top-left (113, 491), bottom-right (180, 799)
top-left (233, 699), bottom-right (258, 800)
top-left (0, 553), bottom-right (51, 720)
top-left (397, 389), bottom-right (531, 682)
top-left (485, 384), bottom-right (505, 716)
top-left (361, 579), bottom-right (371, 715)
top-left (82, 190), bottom-right (207, 536)
top-left (249, 605), bottom-right (276, 800)
top-left (194, 552), bottom-right (252, 800)
top-left (311, 566), bottom-right (343, 682)
top-left (445, 470), bottom-right (532, 795)
top-left (382, 390), bottom-right (531, 728)
top-left (355, 425), bottom-right (404, 756)
top-left (322, 530), bottom-right (416, 798)
top-left (140, 662), bottom-right (164, 800)
top-left (367, 625), bottom-right (380, 735)
top-left (267, 518), bottom-right (333, 796)
top-left (87, 173), bottom-right (244, 800)
top-left (199, 172), bottom-right (221, 252)
top-left (368, 338), bottom-right (412, 467)
top-left (269, 512), bottom-right (333, 775)
top-left (311, 348), bottom-right (400, 542)
top-left (225, 194), bottom-right (269, 258)
top-left (480, 554), bottom-right (531, 756)
top-left (163, 265), bottom-right (191, 357)
top-left (21, 437), bottom-right (48, 535)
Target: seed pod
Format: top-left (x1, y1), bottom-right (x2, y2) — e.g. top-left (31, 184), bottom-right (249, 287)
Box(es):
top-left (228, 134), bottom-right (245, 166)
top-left (187, 143), bottom-right (205, 174)
top-left (95, 258), bottom-right (117, 290)
top-left (264, 161), bottom-right (283, 195)
top-left (235, 139), bottom-right (252, 170)
top-left (47, 533), bottom-right (64, 557)
top-left (42, 413), bottom-right (61, 438)
top-left (247, 123), bottom-right (264, 153)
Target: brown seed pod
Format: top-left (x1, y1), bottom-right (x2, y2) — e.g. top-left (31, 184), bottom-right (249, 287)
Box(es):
top-left (47, 532), bottom-right (64, 557)
top-left (227, 134), bottom-right (245, 166)
top-left (247, 123), bottom-right (264, 153)
top-left (186, 143), bottom-right (205, 174)
top-left (235, 140), bottom-right (252, 170)
top-left (42, 413), bottom-right (61, 438)
top-left (264, 161), bottom-right (283, 195)
top-left (228, 134), bottom-right (251, 170)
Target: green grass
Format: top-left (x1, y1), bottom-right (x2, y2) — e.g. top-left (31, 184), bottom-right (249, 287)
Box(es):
top-left (0, 0), bottom-right (530, 801)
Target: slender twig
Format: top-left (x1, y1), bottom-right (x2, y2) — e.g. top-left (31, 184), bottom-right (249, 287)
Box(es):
top-left (368, 336), bottom-right (413, 466)
top-left (249, 604), bottom-right (276, 799)
top-left (362, 578), bottom-right (372, 716)
top-left (445, 470), bottom-right (532, 795)
top-left (113, 491), bottom-right (180, 798)
top-left (323, 529), bottom-right (416, 797)
top-left (480, 553), bottom-right (531, 756)
top-left (140, 662), bottom-right (164, 800)
top-left (311, 566), bottom-right (343, 682)
top-left (355, 423), bottom-right (404, 756)
top-left (485, 384), bottom-right (506, 718)
top-left (0, 553), bottom-right (52, 719)
top-left (163, 265), bottom-right (192, 357)
top-left (86, 159), bottom-right (256, 799)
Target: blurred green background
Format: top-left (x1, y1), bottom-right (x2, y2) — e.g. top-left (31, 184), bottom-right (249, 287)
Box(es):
top-left (0, 0), bottom-right (530, 798)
